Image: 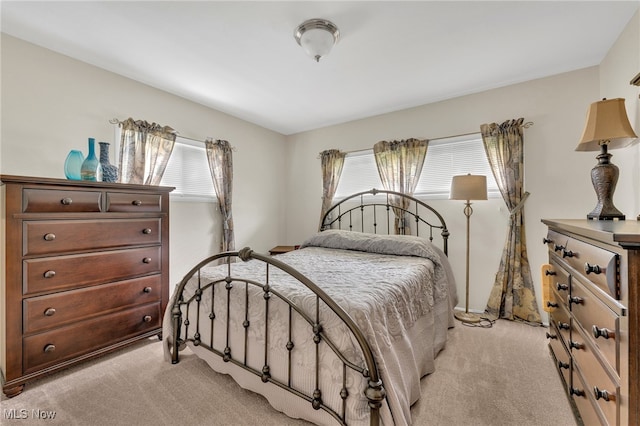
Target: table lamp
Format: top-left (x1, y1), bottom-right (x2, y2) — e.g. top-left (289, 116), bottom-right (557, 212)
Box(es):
top-left (450, 174), bottom-right (487, 324)
top-left (576, 98), bottom-right (637, 220)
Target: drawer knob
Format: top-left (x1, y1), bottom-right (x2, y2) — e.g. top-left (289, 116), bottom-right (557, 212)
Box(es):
top-left (143, 286), bottom-right (152, 293)
top-left (562, 249), bottom-right (575, 258)
top-left (43, 344), bottom-right (56, 353)
top-left (142, 228), bottom-right (152, 235)
top-left (558, 322), bottom-right (570, 330)
top-left (43, 233), bottom-right (56, 241)
top-left (43, 270), bottom-right (56, 279)
top-left (543, 237), bottom-right (553, 244)
top-left (569, 340), bottom-right (584, 350)
top-left (546, 301), bottom-right (558, 308)
top-left (545, 269), bottom-right (557, 276)
top-left (143, 257), bottom-right (152, 264)
top-left (584, 263), bottom-right (602, 275)
top-left (44, 307), bottom-right (56, 316)
top-left (569, 296), bottom-right (584, 306)
top-left (143, 315), bottom-right (152, 323)
top-left (592, 325), bottom-right (615, 340)
top-left (554, 244), bottom-right (564, 253)
top-left (558, 361), bottom-right (569, 370)
top-left (570, 387), bottom-right (584, 397)
top-left (594, 386), bottom-right (614, 402)
top-left (132, 200), bottom-right (143, 206)
top-left (545, 332), bottom-right (557, 340)
top-left (556, 283), bottom-right (568, 291)
top-left (60, 197), bottom-right (73, 205)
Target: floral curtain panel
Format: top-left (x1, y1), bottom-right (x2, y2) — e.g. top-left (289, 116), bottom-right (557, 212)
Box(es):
top-left (118, 118), bottom-right (177, 185)
top-left (318, 149), bottom-right (346, 230)
top-left (206, 139), bottom-right (235, 253)
top-left (373, 138), bottom-right (428, 234)
top-left (481, 118), bottom-right (541, 324)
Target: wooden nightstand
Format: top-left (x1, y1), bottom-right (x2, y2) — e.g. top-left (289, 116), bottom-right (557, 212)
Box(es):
top-left (269, 245), bottom-right (298, 255)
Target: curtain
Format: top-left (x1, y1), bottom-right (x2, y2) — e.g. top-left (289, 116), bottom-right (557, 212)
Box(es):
top-left (318, 149), bottom-right (346, 230)
top-left (206, 139), bottom-right (235, 253)
top-left (373, 138), bottom-right (428, 234)
top-left (482, 118), bottom-right (541, 324)
top-left (118, 118), bottom-right (176, 185)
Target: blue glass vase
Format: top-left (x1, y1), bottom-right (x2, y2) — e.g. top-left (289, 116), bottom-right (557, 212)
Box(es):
top-left (80, 138), bottom-right (103, 181)
top-left (99, 142), bottom-right (119, 183)
top-left (64, 150), bottom-right (85, 180)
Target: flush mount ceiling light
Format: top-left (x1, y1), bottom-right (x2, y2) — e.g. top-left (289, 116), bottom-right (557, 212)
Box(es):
top-left (294, 18), bottom-right (340, 62)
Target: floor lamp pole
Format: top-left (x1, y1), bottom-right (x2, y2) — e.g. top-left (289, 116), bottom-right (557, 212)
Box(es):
top-left (455, 201), bottom-right (481, 324)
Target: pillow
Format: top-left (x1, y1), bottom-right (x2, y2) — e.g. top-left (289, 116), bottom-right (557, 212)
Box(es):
top-left (300, 229), bottom-right (438, 260)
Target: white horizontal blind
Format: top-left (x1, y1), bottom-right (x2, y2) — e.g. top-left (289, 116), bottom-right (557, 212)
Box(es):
top-left (334, 150), bottom-right (382, 198)
top-left (334, 134), bottom-right (499, 200)
top-left (160, 137), bottom-right (216, 202)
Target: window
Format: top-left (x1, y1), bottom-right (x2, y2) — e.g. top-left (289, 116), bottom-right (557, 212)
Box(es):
top-left (160, 137), bottom-right (216, 202)
top-left (334, 134), bottom-right (499, 200)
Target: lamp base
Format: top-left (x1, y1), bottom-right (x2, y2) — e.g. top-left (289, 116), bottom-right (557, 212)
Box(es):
top-left (454, 311), bottom-right (481, 324)
top-left (587, 146), bottom-right (625, 221)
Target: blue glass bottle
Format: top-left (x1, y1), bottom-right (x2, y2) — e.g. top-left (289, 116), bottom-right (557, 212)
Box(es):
top-left (64, 150), bottom-right (84, 180)
top-left (80, 138), bottom-right (103, 181)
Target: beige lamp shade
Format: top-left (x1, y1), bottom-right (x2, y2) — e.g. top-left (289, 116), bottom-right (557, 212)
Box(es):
top-left (576, 98), bottom-right (638, 151)
top-left (450, 174), bottom-right (488, 201)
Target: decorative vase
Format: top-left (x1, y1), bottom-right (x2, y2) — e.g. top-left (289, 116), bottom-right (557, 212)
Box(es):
top-left (80, 138), bottom-right (103, 181)
top-left (99, 142), bottom-right (119, 183)
top-left (64, 150), bottom-right (85, 180)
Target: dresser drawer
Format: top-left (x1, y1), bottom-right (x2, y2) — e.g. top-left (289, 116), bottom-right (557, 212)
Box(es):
top-left (106, 192), bottom-right (162, 213)
top-left (572, 326), bottom-right (619, 425)
top-left (572, 364), bottom-right (608, 426)
top-left (24, 246), bottom-right (161, 295)
top-left (24, 218), bottom-right (161, 256)
top-left (549, 259), bottom-right (570, 310)
top-left (549, 231), bottom-right (619, 300)
top-left (550, 303), bottom-right (571, 349)
top-left (22, 189), bottom-right (102, 213)
top-left (24, 275), bottom-right (162, 333)
top-left (23, 302), bottom-right (161, 374)
top-left (570, 278), bottom-right (619, 373)
top-left (549, 322), bottom-right (571, 388)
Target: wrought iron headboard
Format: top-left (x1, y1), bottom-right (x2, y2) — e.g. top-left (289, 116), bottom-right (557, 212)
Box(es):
top-left (320, 188), bottom-right (449, 256)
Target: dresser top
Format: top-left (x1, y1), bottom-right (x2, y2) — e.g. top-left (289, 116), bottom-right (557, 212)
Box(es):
top-left (0, 174), bottom-right (174, 192)
top-left (542, 219), bottom-right (640, 248)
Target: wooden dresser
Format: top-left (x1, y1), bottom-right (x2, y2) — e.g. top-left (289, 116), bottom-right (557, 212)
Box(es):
top-left (1, 175), bottom-right (173, 397)
top-left (542, 219), bottom-right (639, 425)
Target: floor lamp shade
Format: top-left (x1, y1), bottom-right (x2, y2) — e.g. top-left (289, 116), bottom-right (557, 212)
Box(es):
top-left (575, 98), bottom-right (637, 220)
top-left (450, 174), bottom-right (487, 324)
top-left (450, 174), bottom-right (488, 201)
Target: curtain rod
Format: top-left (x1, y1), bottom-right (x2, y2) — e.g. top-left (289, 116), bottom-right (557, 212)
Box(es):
top-left (320, 121), bottom-right (533, 157)
top-left (109, 118), bottom-right (235, 149)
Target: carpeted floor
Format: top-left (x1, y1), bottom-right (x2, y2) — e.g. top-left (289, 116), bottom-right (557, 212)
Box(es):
top-left (1, 319), bottom-right (577, 425)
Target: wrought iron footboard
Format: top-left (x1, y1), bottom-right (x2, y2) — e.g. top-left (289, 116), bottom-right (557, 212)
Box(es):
top-left (169, 247), bottom-right (385, 426)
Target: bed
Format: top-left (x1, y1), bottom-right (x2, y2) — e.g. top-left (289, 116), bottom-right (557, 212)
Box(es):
top-left (163, 189), bottom-right (457, 425)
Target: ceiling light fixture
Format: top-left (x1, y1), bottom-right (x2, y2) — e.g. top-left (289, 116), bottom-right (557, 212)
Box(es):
top-left (294, 18), bottom-right (340, 62)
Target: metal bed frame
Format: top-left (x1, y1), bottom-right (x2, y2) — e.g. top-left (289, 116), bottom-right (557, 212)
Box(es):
top-left (168, 189), bottom-right (449, 426)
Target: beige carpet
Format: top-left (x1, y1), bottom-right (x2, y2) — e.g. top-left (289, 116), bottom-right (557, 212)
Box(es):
top-left (1, 319), bottom-right (577, 425)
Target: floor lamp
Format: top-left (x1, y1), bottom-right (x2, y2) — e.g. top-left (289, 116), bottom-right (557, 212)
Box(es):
top-left (450, 174), bottom-right (488, 324)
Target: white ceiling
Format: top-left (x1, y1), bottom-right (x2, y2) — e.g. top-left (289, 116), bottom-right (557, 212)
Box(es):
top-left (2, 1), bottom-right (638, 135)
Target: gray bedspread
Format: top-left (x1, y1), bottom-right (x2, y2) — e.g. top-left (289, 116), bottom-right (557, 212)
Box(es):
top-left (164, 230), bottom-right (456, 425)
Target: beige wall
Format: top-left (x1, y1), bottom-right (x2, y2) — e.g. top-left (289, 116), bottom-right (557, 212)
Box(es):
top-left (284, 68), bottom-right (600, 322)
top-left (2, 10), bottom-right (638, 321)
top-left (283, 10), bottom-right (639, 322)
top-left (599, 10), bottom-right (640, 218)
top-left (0, 34), bottom-right (289, 289)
